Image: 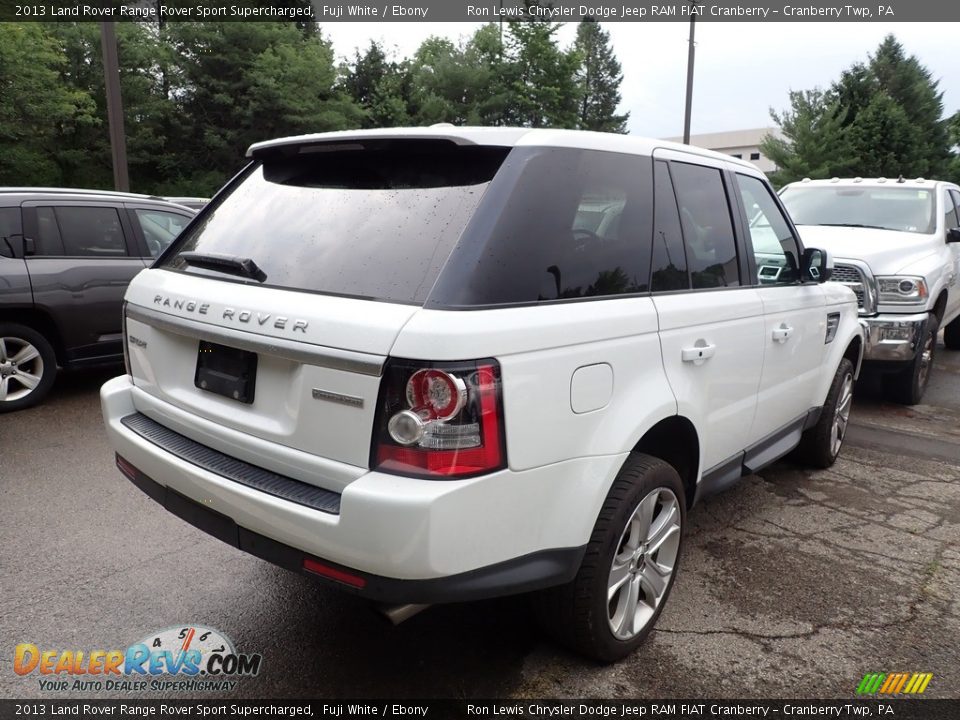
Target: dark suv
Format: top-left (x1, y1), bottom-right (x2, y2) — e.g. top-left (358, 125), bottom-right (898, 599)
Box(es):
top-left (0, 188), bottom-right (195, 411)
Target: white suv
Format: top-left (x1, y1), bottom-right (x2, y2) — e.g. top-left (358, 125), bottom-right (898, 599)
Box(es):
top-left (781, 177), bottom-right (960, 404)
top-left (101, 128), bottom-right (864, 662)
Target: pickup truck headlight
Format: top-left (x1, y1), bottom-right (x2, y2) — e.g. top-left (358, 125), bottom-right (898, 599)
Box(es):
top-left (876, 276), bottom-right (928, 304)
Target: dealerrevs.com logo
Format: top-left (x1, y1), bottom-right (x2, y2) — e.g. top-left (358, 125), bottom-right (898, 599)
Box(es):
top-left (14, 625), bottom-right (262, 693)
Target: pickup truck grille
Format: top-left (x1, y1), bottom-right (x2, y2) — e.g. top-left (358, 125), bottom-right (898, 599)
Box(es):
top-left (832, 264), bottom-right (866, 309)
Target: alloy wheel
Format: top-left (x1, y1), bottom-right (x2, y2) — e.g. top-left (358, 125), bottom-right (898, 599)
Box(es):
top-left (607, 487), bottom-right (682, 640)
top-left (831, 372), bottom-right (854, 458)
top-left (0, 336), bottom-right (45, 403)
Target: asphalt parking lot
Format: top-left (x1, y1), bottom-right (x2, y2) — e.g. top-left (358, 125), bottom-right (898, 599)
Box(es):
top-left (1, 342), bottom-right (958, 701)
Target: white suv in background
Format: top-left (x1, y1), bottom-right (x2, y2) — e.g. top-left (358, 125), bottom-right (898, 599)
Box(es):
top-left (101, 128), bottom-right (863, 662)
top-left (781, 177), bottom-right (960, 404)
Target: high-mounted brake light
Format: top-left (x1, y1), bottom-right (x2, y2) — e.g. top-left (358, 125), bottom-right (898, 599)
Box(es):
top-left (372, 359), bottom-right (506, 479)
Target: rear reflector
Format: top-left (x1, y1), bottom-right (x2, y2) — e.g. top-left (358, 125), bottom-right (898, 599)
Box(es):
top-left (302, 558), bottom-right (367, 588)
top-left (116, 455), bottom-right (139, 481)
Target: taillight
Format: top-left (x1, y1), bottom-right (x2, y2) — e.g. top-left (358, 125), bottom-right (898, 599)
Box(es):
top-left (371, 359), bottom-right (506, 479)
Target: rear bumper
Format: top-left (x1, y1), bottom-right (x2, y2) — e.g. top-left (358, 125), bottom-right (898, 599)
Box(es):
top-left (861, 312), bottom-right (928, 363)
top-left (101, 375), bottom-right (613, 602)
top-left (118, 459), bottom-right (584, 604)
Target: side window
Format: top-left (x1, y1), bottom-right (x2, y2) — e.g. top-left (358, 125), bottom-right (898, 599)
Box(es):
top-left (735, 174), bottom-right (801, 285)
top-left (134, 209), bottom-right (191, 258)
top-left (35, 207), bottom-right (66, 256)
top-left (53, 206), bottom-right (128, 257)
top-left (651, 161), bottom-right (689, 292)
top-left (0, 207), bottom-right (22, 258)
top-left (945, 191), bottom-right (960, 231)
top-left (670, 162), bottom-right (740, 289)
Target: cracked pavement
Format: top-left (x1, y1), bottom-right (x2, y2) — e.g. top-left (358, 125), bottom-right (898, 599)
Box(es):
top-left (1, 340), bottom-right (958, 700)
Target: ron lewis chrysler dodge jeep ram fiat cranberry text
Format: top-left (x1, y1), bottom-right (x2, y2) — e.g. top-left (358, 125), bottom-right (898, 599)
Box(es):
top-left (101, 127), bottom-right (864, 662)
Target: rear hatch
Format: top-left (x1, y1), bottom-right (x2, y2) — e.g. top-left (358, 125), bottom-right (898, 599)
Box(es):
top-left (124, 139), bottom-right (509, 471)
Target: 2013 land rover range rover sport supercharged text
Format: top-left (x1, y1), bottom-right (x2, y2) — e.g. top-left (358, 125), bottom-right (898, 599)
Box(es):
top-left (101, 128), bottom-right (864, 662)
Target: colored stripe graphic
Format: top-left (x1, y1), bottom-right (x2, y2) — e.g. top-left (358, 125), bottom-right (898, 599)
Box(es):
top-left (857, 672), bottom-right (932, 694)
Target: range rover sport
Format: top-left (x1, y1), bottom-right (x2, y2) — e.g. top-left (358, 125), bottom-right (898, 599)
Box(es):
top-left (101, 127), bottom-right (864, 662)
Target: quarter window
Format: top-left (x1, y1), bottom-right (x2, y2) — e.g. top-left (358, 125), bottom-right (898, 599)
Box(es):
top-left (736, 174), bottom-right (801, 285)
top-left (670, 162), bottom-right (740, 289)
top-left (135, 209), bottom-right (191, 258)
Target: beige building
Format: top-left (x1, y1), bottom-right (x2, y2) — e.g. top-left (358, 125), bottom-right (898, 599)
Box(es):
top-left (665, 128), bottom-right (781, 174)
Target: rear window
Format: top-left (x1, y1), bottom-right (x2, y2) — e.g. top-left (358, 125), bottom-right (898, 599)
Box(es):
top-left (162, 141), bottom-right (508, 304)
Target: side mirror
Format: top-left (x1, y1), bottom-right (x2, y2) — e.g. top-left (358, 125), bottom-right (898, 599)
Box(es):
top-left (801, 247), bottom-right (833, 283)
top-left (947, 227), bottom-right (960, 243)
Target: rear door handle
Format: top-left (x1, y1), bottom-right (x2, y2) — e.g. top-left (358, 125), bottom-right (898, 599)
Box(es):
top-left (772, 324), bottom-right (794, 343)
top-left (681, 343), bottom-right (716, 364)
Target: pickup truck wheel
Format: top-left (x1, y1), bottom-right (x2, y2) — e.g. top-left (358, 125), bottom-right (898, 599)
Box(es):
top-left (944, 316), bottom-right (960, 350)
top-left (794, 358), bottom-right (854, 469)
top-left (532, 454), bottom-right (685, 663)
top-left (0, 324), bottom-right (57, 413)
top-left (883, 315), bottom-right (938, 405)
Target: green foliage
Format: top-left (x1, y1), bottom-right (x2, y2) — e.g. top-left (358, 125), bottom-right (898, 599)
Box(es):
top-left (0, 24), bottom-right (97, 185)
top-left (572, 19), bottom-right (628, 133)
top-left (762, 90), bottom-right (854, 187)
top-left (503, 20), bottom-right (578, 128)
top-left (3, 19), bottom-right (628, 195)
top-left (768, 34), bottom-right (954, 185)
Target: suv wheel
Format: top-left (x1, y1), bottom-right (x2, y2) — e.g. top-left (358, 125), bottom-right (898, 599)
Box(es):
top-left (944, 316), bottom-right (960, 350)
top-left (794, 358), bottom-right (854, 469)
top-left (883, 314), bottom-right (938, 405)
top-left (533, 454), bottom-right (685, 663)
top-left (0, 324), bottom-right (57, 412)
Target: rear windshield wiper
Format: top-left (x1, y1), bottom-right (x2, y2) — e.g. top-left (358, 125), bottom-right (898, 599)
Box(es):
top-left (814, 223), bottom-right (889, 230)
top-left (178, 251), bottom-right (267, 283)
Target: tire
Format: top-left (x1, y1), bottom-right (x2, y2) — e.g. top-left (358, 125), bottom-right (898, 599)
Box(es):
top-left (793, 358), bottom-right (855, 469)
top-left (883, 314), bottom-right (938, 405)
top-left (944, 315), bottom-right (960, 350)
top-left (532, 454), bottom-right (685, 663)
top-left (0, 323), bottom-right (58, 413)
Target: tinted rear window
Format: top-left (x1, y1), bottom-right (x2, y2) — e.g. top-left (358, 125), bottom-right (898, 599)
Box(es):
top-left (162, 141), bottom-right (508, 303)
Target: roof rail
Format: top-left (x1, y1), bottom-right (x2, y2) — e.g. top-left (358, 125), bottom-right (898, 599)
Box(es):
top-left (0, 186), bottom-right (161, 200)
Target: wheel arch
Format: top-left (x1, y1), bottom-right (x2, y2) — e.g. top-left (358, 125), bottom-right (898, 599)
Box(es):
top-left (932, 290), bottom-right (948, 323)
top-left (629, 415), bottom-right (700, 510)
top-left (843, 333), bottom-right (864, 380)
top-left (0, 308), bottom-right (64, 365)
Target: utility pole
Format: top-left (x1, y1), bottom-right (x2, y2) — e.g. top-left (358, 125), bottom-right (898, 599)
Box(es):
top-left (100, 22), bottom-right (130, 192)
top-left (682, 3), bottom-right (697, 145)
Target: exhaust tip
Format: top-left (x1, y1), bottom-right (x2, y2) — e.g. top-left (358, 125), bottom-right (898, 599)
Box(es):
top-left (378, 603), bottom-right (430, 625)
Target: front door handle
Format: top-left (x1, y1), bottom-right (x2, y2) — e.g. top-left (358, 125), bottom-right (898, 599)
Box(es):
top-left (772, 324), bottom-right (794, 343)
top-left (681, 342), bottom-right (716, 364)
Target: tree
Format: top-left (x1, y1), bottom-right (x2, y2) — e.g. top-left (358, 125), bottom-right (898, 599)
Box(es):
top-left (571, 19), bottom-right (628, 133)
top-left (340, 41), bottom-right (412, 127)
top-left (767, 35), bottom-right (952, 184)
top-left (503, 19), bottom-right (578, 128)
top-left (761, 89), bottom-right (853, 186)
top-left (246, 31), bottom-right (363, 143)
top-left (0, 24), bottom-right (96, 185)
